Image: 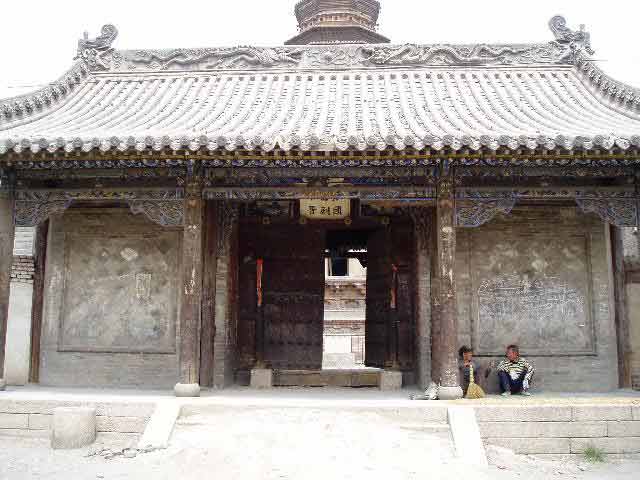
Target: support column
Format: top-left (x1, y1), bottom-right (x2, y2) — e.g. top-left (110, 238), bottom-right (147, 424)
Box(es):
top-left (29, 221), bottom-right (48, 383)
top-left (174, 164), bottom-right (204, 397)
top-left (0, 171), bottom-right (15, 384)
top-left (434, 168), bottom-right (463, 400)
top-left (411, 208), bottom-right (432, 390)
top-left (611, 226), bottom-right (632, 388)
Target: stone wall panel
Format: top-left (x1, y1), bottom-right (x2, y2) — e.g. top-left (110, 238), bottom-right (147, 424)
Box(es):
top-left (40, 209), bottom-right (181, 388)
top-left (457, 207), bottom-right (618, 392)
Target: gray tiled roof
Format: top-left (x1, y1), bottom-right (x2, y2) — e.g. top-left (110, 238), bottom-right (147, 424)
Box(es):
top-left (1, 17), bottom-right (639, 154)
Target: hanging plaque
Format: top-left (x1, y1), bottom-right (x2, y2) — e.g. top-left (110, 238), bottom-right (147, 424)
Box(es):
top-left (300, 199), bottom-right (350, 219)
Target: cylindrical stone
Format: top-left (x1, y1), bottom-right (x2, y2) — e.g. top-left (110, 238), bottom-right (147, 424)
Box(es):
top-left (50, 407), bottom-right (96, 449)
top-left (438, 385), bottom-right (464, 400)
top-left (174, 382), bottom-right (201, 397)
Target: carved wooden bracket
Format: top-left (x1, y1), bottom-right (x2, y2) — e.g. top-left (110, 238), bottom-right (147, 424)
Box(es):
top-left (409, 207), bottom-right (431, 250)
top-left (14, 191), bottom-right (72, 227)
top-left (216, 202), bottom-right (239, 257)
top-left (576, 197), bottom-right (638, 227)
top-left (14, 189), bottom-right (184, 227)
top-left (455, 192), bottom-right (517, 228)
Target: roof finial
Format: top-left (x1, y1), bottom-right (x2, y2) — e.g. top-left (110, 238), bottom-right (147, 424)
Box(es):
top-left (77, 24), bottom-right (118, 55)
top-left (549, 16), bottom-right (594, 55)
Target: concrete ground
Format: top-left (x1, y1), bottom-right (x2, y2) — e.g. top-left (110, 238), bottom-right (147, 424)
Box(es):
top-left (1, 386), bottom-right (639, 479)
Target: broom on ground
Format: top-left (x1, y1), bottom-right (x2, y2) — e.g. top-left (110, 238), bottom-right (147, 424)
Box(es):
top-left (465, 364), bottom-right (485, 399)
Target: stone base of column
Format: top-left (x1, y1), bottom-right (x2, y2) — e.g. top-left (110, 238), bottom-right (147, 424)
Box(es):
top-left (250, 368), bottom-right (273, 389)
top-left (174, 383), bottom-right (201, 397)
top-left (0, 378), bottom-right (6, 391)
top-left (437, 385), bottom-right (463, 400)
top-left (379, 370), bottom-right (403, 391)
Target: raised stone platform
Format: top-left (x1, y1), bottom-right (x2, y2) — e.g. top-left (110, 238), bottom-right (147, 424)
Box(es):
top-left (0, 386), bottom-right (639, 457)
top-left (272, 369), bottom-right (379, 387)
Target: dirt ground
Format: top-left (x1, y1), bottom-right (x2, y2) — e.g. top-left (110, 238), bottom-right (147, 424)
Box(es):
top-left (1, 405), bottom-right (639, 480)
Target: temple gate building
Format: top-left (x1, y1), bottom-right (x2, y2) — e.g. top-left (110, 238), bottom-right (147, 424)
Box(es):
top-left (1, 1), bottom-right (639, 397)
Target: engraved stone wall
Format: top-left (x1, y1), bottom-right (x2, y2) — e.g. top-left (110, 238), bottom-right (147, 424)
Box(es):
top-left (456, 207), bottom-right (617, 392)
top-left (40, 208), bottom-right (181, 388)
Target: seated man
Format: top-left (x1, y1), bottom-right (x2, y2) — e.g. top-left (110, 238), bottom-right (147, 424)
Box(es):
top-left (497, 344), bottom-right (534, 396)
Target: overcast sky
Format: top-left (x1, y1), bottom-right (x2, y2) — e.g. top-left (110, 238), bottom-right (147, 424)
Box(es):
top-left (0, 0), bottom-right (638, 98)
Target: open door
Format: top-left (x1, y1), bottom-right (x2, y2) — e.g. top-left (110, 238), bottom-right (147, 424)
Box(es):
top-left (365, 225), bottom-right (415, 370)
top-left (365, 228), bottom-right (391, 368)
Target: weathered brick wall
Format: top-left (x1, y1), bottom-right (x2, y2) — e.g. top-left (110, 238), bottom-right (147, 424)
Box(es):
top-left (10, 256), bottom-right (35, 284)
top-left (40, 208), bottom-right (182, 388)
top-left (456, 207), bottom-right (617, 392)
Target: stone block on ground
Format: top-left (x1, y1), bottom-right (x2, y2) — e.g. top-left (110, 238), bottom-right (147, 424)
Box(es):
top-left (0, 413), bottom-right (28, 429)
top-left (28, 413), bottom-right (52, 430)
top-left (484, 437), bottom-right (570, 455)
top-left (571, 437), bottom-right (640, 454)
top-left (448, 407), bottom-right (487, 467)
top-left (479, 421), bottom-right (606, 438)
top-left (572, 406), bottom-right (632, 421)
top-left (474, 406), bottom-right (572, 423)
top-left (51, 407), bottom-right (96, 450)
top-left (138, 402), bottom-right (180, 450)
top-left (606, 421), bottom-right (640, 437)
top-left (250, 369), bottom-right (273, 389)
top-left (379, 370), bottom-right (403, 391)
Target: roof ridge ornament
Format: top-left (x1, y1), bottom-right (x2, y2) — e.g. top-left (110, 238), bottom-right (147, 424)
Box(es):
top-left (549, 16), bottom-right (594, 56)
top-left (76, 24), bottom-right (118, 71)
top-left (78, 24), bottom-right (118, 53)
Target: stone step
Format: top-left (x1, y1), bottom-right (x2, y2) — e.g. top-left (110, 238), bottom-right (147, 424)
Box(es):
top-left (179, 403), bottom-right (450, 425)
top-left (273, 369), bottom-right (379, 387)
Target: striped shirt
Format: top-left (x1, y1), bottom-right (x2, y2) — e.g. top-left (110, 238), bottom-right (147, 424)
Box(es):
top-left (497, 357), bottom-right (534, 382)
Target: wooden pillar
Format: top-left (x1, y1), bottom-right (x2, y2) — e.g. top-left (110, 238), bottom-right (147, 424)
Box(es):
top-left (412, 207), bottom-right (432, 390)
top-left (0, 171), bottom-right (15, 379)
top-left (199, 202), bottom-right (218, 388)
top-left (611, 226), bottom-right (632, 388)
top-left (29, 220), bottom-right (49, 383)
top-left (433, 168), bottom-right (463, 399)
top-left (175, 164), bottom-right (204, 397)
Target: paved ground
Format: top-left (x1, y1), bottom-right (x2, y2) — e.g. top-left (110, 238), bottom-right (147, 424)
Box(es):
top-left (1, 403), bottom-right (639, 480)
top-left (3, 385), bottom-right (640, 406)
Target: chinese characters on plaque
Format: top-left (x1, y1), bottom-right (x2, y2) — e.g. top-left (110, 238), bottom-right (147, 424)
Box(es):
top-left (300, 199), bottom-right (351, 220)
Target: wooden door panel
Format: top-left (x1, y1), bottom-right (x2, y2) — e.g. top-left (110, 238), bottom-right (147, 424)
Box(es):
top-left (365, 229), bottom-right (391, 367)
top-left (238, 224), bottom-right (325, 370)
top-left (392, 224), bottom-right (415, 370)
